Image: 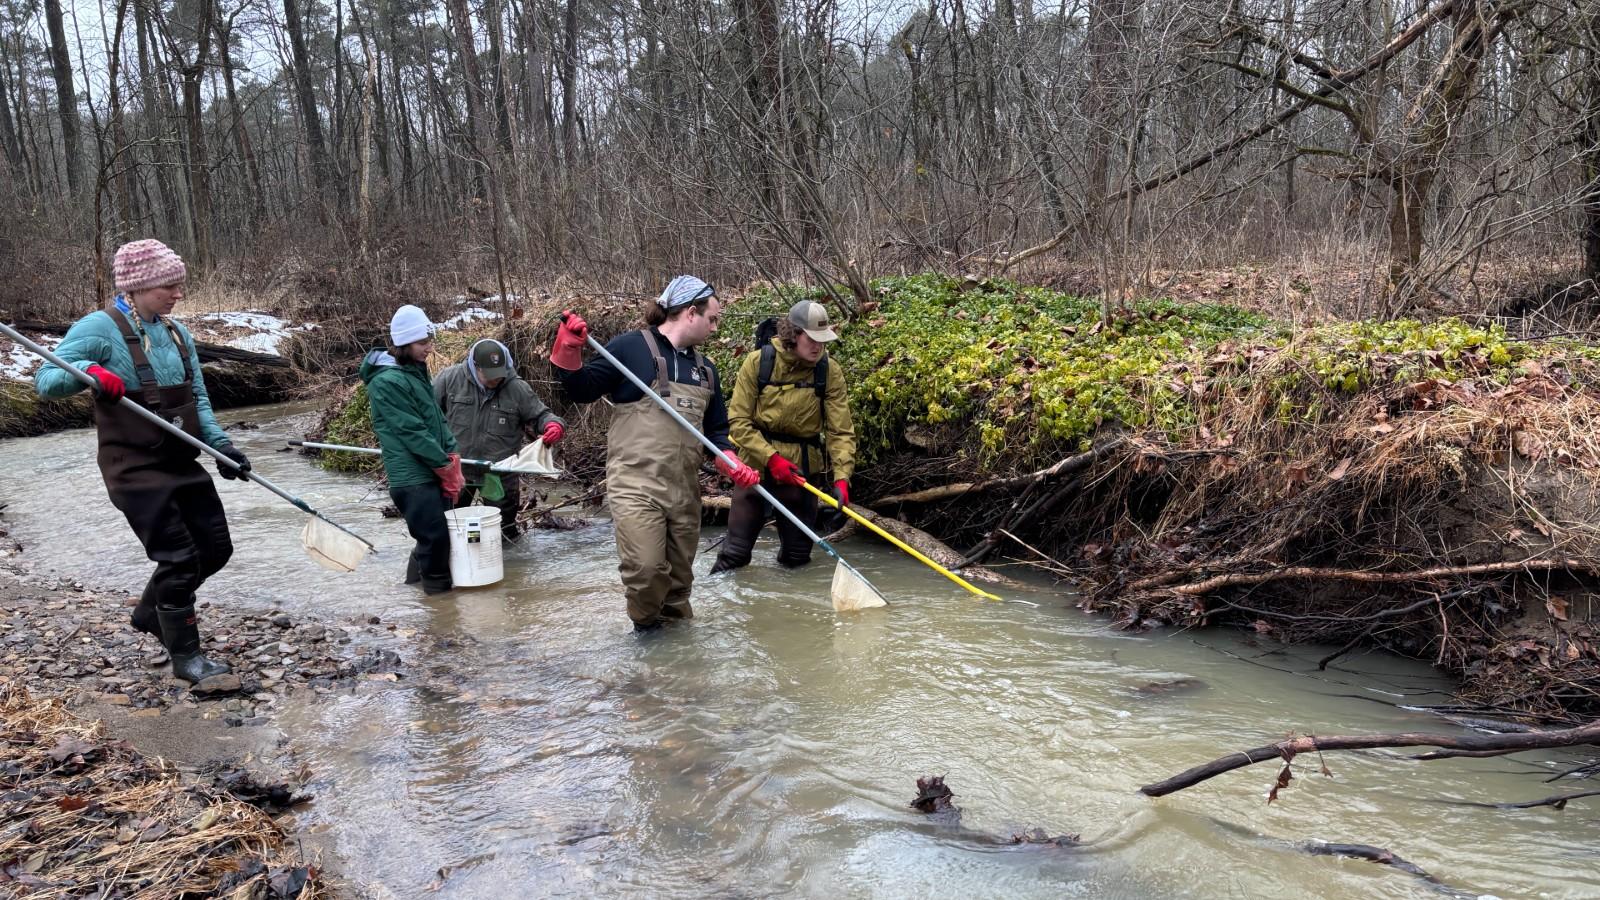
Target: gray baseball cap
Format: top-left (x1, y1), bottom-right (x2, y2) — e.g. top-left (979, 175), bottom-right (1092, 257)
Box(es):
top-left (788, 300), bottom-right (838, 342)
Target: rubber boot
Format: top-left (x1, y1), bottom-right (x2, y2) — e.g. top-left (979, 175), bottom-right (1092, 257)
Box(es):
top-left (156, 606), bottom-right (232, 684)
top-left (130, 584), bottom-right (162, 640)
top-left (405, 554), bottom-right (422, 585)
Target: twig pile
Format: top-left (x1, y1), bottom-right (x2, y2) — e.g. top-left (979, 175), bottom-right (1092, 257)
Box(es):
top-left (0, 684), bottom-right (319, 898)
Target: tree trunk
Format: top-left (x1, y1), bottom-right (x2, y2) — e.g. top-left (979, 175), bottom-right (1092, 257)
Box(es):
top-left (0, 42), bottom-right (29, 183)
top-left (105, 0), bottom-right (133, 242)
top-left (559, 0), bottom-right (580, 168)
top-left (134, 2), bottom-right (180, 241)
top-left (446, 0), bottom-right (491, 198)
top-left (998, 0), bottom-right (1068, 232)
top-left (484, 0), bottom-right (514, 152)
top-left (1084, 0), bottom-right (1131, 212)
top-left (1384, 0), bottom-right (1509, 303)
top-left (284, 0), bottom-right (334, 214)
top-left (1584, 11), bottom-right (1600, 281)
top-left (43, 0), bottom-right (82, 195)
top-left (213, 6), bottom-right (265, 229)
top-left (182, 0), bottom-right (216, 271)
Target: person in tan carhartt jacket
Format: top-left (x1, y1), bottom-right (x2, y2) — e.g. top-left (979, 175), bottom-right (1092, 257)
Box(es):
top-left (711, 300), bottom-right (856, 573)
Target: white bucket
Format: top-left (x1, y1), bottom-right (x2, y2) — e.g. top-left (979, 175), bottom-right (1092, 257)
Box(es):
top-left (444, 506), bottom-right (504, 587)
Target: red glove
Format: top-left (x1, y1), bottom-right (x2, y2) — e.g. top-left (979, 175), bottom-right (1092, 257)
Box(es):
top-left (85, 364), bottom-right (125, 401)
top-left (551, 312), bottom-right (588, 371)
top-left (434, 453), bottom-right (465, 504)
top-left (766, 453), bottom-right (805, 487)
top-left (833, 480), bottom-right (850, 507)
top-left (716, 450), bottom-right (760, 489)
top-left (541, 421), bottom-right (565, 444)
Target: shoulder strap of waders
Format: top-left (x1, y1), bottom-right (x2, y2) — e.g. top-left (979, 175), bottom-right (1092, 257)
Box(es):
top-left (692, 349), bottom-right (710, 388)
top-left (639, 328), bottom-right (670, 398)
top-left (162, 317), bottom-right (195, 384)
top-left (110, 309), bottom-right (163, 407)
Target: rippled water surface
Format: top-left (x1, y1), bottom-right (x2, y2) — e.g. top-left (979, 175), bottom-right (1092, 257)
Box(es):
top-left (3, 404), bottom-right (1598, 898)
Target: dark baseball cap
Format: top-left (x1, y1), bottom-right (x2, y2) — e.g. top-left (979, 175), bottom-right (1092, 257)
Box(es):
top-left (471, 340), bottom-right (511, 380)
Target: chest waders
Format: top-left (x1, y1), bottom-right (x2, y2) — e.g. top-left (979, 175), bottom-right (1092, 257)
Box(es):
top-left (97, 311), bottom-right (233, 684)
top-left (606, 330), bottom-right (712, 628)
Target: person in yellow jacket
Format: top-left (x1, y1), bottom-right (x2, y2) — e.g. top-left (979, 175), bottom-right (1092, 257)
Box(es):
top-left (711, 300), bottom-right (856, 572)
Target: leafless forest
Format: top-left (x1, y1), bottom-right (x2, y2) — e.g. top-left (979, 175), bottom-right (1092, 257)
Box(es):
top-left (2, 0), bottom-right (1598, 319)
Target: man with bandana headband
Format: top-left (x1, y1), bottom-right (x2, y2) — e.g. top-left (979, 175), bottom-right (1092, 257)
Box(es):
top-left (551, 276), bottom-right (760, 631)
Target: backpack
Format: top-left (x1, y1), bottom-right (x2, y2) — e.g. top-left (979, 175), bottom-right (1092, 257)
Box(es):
top-left (754, 316), bottom-right (829, 409)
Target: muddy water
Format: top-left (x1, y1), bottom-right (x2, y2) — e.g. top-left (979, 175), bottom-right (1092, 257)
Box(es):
top-left (3, 403), bottom-right (1598, 898)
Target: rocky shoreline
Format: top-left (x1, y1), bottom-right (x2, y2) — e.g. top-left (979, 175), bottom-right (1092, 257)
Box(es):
top-left (0, 562), bottom-right (407, 719)
top-left (0, 549), bottom-right (416, 898)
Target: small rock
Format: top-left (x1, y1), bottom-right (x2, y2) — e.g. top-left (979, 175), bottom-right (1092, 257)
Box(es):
top-left (127, 708), bottom-right (163, 719)
top-left (144, 651), bottom-right (169, 666)
top-left (99, 693), bottom-right (132, 706)
top-left (192, 674), bottom-right (243, 695)
top-left (271, 614), bottom-right (292, 629)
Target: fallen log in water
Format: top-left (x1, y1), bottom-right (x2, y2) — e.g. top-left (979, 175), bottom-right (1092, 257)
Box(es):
top-left (876, 436), bottom-right (1126, 507)
top-left (1140, 721), bottom-right (1600, 798)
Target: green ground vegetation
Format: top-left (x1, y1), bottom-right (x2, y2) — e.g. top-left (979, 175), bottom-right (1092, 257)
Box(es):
top-left (718, 274), bottom-right (1571, 471)
top-left (310, 274), bottom-right (1580, 477)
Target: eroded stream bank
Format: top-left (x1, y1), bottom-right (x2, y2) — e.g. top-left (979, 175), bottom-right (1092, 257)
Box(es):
top-left (3, 403), bottom-right (1600, 897)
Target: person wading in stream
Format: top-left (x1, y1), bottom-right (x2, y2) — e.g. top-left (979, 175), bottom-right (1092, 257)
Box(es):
top-left (711, 300), bottom-right (856, 573)
top-left (434, 338), bottom-right (565, 540)
top-left (363, 305), bottom-right (463, 595)
top-left (550, 275), bottom-right (761, 631)
top-left (33, 239), bottom-right (243, 683)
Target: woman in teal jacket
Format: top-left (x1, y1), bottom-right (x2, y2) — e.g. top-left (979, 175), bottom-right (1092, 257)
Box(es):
top-left (363, 305), bottom-right (462, 594)
top-left (33, 239), bottom-right (244, 684)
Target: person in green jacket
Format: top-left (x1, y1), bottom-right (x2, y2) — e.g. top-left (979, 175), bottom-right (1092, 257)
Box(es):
top-left (434, 338), bottom-right (565, 540)
top-left (363, 305), bottom-right (463, 595)
top-left (33, 238), bottom-right (244, 684)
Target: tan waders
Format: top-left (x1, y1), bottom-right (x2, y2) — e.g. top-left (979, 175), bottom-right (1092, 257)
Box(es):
top-left (606, 331), bottom-right (711, 628)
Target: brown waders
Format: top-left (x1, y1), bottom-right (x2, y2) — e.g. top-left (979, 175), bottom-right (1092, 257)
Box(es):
top-left (607, 331), bottom-right (711, 629)
top-left (99, 312), bottom-right (232, 684)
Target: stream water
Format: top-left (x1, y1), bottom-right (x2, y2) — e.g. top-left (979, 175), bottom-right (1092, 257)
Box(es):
top-left (2, 403), bottom-right (1597, 898)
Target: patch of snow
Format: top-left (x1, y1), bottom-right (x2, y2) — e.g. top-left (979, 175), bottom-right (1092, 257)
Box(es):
top-left (199, 311), bottom-right (291, 331)
top-left (437, 307), bottom-right (503, 330)
top-left (1, 335), bottom-right (61, 381)
top-left (452, 293), bottom-right (519, 306)
top-left (179, 310), bottom-right (319, 356)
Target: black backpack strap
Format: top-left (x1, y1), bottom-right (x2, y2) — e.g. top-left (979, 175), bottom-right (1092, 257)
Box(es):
top-left (757, 344), bottom-right (776, 391)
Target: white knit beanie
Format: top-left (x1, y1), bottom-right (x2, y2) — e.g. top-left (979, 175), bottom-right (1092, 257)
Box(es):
top-left (390, 305), bottom-right (433, 346)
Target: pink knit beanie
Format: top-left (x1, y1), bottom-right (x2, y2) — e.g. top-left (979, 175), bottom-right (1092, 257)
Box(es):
top-left (113, 239), bottom-right (187, 294)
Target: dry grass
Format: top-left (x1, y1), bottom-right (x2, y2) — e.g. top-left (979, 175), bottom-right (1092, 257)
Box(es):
top-left (0, 684), bottom-right (321, 898)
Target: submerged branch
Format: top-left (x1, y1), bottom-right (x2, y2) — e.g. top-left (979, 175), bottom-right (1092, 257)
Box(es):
top-left (1141, 722), bottom-right (1600, 797)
